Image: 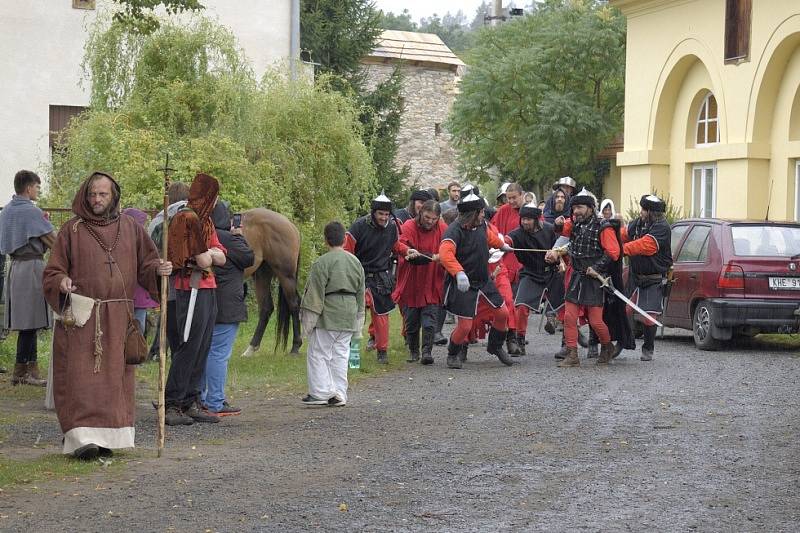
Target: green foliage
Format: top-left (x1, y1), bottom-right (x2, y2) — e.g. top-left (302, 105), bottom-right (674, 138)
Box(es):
top-left (448, 0), bottom-right (626, 193)
top-left (300, 0), bottom-right (382, 80)
top-left (49, 18), bottom-right (376, 276)
top-left (112, 0), bottom-right (204, 34)
top-left (625, 191), bottom-right (684, 226)
top-left (301, 0), bottom-right (408, 205)
top-left (359, 67), bottom-right (409, 200)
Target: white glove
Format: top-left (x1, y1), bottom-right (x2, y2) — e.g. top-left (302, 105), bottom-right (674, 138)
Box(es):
top-left (300, 310), bottom-right (319, 339)
top-left (352, 310), bottom-right (365, 339)
top-left (456, 271), bottom-right (470, 292)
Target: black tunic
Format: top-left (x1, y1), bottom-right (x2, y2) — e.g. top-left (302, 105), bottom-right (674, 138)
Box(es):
top-left (625, 217), bottom-right (673, 315)
top-left (509, 224), bottom-right (560, 310)
top-left (441, 221), bottom-right (504, 318)
top-left (347, 215), bottom-right (398, 314)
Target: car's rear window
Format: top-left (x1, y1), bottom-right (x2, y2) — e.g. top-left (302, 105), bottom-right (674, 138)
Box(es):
top-left (730, 225), bottom-right (800, 257)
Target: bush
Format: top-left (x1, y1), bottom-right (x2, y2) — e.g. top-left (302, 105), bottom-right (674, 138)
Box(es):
top-left (48, 17), bottom-right (377, 280)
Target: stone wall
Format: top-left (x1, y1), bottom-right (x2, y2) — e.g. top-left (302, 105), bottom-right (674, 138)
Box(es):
top-left (362, 62), bottom-right (462, 190)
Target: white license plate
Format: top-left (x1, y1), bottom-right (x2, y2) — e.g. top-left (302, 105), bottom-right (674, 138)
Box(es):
top-left (769, 277), bottom-right (800, 290)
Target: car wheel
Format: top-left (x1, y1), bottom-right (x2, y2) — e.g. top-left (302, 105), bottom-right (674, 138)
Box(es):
top-left (693, 301), bottom-right (720, 351)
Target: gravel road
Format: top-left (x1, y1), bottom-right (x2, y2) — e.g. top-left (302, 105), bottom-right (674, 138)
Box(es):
top-left (2, 326), bottom-right (798, 532)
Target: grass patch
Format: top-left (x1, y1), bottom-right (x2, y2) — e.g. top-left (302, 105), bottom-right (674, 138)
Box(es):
top-left (0, 454), bottom-right (122, 490)
top-left (137, 305), bottom-right (410, 399)
top-left (753, 334), bottom-right (800, 351)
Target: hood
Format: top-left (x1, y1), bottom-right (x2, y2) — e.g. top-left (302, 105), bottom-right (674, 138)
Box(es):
top-left (211, 200), bottom-right (231, 230)
top-left (187, 173), bottom-right (220, 223)
top-left (72, 171), bottom-right (121, 223)
top-left (600, 199), bottom-right (616, 218)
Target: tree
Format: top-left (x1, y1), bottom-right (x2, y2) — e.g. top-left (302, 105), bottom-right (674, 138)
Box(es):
top-left (448, 0), bottom-right (625, 195)
top-left (112, 0), bottom-right (204, 34)
top-left (50, 18), bottom-right (375, 274)
top-left (380, 9), bottom-right (417, 31)
top-left (301, 0), bottom-right (408, 202)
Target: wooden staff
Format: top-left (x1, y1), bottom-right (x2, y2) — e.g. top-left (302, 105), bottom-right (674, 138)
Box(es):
top-left (156, 154), bottom-right (175, 458)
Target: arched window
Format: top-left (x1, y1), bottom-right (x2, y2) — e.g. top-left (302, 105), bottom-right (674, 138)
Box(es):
top-left (696, 93), bottom-right (719, 146)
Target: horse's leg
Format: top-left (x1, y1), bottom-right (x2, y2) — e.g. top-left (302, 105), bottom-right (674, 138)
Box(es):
top-left (276, 273), bottom-right (302, 355)
top-left (242, 267), bottom-right (274, 357)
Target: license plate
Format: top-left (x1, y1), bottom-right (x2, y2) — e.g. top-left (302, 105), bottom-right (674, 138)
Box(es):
top-left (769, 277), bottom-right (800, 290)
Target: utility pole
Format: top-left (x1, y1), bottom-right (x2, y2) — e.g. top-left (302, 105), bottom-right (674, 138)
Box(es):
top-left (492, 0), bottom-right (503, 27)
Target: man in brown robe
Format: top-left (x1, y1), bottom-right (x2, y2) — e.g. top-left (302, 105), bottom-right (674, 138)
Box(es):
top-left (43, 172), bottom-right (172, 459)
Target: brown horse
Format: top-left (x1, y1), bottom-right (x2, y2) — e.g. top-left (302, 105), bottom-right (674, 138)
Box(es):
top-left (240, 208), bottom-right (302, 356)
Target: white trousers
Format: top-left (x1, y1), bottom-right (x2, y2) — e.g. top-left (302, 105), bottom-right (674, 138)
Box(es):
top-left (306, 328), bottom-right (352, 402)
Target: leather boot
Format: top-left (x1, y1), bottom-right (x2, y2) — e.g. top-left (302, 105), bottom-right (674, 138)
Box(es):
top-left (487, 327), bottom-right (514, 366)
top-left (597, 342), bottom-right (615, 364)
top-left (586, 344), bottom-right (599, 359)
top-left (516, 333), bottom-right (527, 356)
top-left (506, 330), bottom-right (522, 356)
top-left (433, 331), bottom-right (448, 345)
top-left (446, 339), bottom-right (462, 369)
top-left (24, 362), bottom-right (47, 386)
top-left (459, 343), bottom-right (468, 362)
top-left (420, 328), bottom-right (434, 365)
top-left (406, 331), bottom-right (420, 362)
top-left (377, 350), bottom-right (388, 364)
top-left (557, 347), bottom-right (579, 367)
top-left (11, 363), bottom-right (28, 385)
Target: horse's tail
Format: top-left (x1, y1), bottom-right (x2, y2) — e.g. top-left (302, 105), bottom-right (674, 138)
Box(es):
top-left (275, 250), bottom-right (301, 352)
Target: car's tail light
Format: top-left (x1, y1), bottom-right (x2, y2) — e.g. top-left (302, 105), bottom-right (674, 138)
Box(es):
top-left (718, 263), bottom-right (744, 289)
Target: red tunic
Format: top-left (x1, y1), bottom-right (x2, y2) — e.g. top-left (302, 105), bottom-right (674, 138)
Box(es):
top-left (490, 203), bottom-right (522, 283)
top-left (392, 218), bottom-right (447, 308)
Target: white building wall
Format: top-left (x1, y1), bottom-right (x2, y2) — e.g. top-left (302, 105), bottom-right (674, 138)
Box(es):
top-left (0, 0), bottom-right (291, 203)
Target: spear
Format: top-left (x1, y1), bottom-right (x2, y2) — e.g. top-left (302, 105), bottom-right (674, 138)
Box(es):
top-left (156, 154), bottom-right (175, 458)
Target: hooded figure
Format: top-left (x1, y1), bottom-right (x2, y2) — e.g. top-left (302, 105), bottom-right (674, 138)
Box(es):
top-left (600, 199), bottom-right (616, 220)
top-left (164, 172), bottom-right (228, 427)
top-left (43, 172), bottom-right (165, 458)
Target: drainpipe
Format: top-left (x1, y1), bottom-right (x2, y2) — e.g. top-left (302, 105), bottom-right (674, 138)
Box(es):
top-left (290, 0), bottom-right (300, 80)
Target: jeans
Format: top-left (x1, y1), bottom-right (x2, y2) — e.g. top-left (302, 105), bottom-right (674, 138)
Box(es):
top-left (134, 308), bottom-right (147, 334)
top-left (201, 323), bottom-right (240, 412)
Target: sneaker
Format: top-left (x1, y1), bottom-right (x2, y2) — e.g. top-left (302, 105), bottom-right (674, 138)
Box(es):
top-left (301, 394), bottom-right (329, 406)
top-left (214, 401), bottom-right (242, 416)
top-left (328, 396), bottom-right (346, 407)
top-left (165, 407), bottom-right (194, 426)
top-left (184, 405), bottom-right (220, 423)
top-left (73, 443), bottom-right (99, 460)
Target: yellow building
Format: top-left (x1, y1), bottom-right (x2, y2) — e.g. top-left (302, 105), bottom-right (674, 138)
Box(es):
top-left (611, 0), bottom-right (800, 221)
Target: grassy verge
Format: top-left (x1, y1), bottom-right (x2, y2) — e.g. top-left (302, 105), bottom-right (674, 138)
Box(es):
top-left (0, 453), bottom-right (126, 491)
top-left (753, 333), bottom-right (800, 351)
top-left (0, 303), bottom-right (410, 490)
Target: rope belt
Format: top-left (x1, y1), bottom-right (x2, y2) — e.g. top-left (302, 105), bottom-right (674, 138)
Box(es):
top-left (92, 298), bottom-right (133, 373)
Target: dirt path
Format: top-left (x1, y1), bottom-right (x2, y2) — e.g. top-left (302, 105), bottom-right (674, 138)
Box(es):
top-left (2, 328), bottom-right (799, 532)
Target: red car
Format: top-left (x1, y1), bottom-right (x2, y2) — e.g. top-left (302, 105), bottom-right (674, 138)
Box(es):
top-left (663, 219), bottom-right (800, 349)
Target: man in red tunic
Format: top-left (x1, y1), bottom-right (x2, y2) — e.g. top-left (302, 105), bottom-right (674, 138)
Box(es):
top-left (490, 182), bottom-right (527, 354)
top-left (392, 200), bottom-right (447, 365)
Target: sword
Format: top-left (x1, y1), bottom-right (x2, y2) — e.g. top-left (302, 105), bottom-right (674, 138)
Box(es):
top-left (588, 270), bottom-right (664, 328)
top-left (182, 269), bottom-right (203, 342)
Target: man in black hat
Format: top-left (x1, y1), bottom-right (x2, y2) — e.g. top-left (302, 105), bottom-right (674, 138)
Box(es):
top-left (345, 193), bottom-right (416, 364)
top-left (621, 194), bottom-right (672, 361)
top-left (394, 190), bottom-right (433, 224)
top-left (508, 203), bottom-right (558, 355)
top-left (438, 192), bottom-right (515, 369)
top-left (546, 189), bottom-right (621, 367)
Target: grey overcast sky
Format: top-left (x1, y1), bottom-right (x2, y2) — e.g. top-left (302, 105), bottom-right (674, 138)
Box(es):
top-left (372, 0), bottom-right (487, 21)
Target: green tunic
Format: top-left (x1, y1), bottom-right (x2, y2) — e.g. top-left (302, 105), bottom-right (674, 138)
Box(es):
top-left (301, 248), bottom-right (365, 332)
